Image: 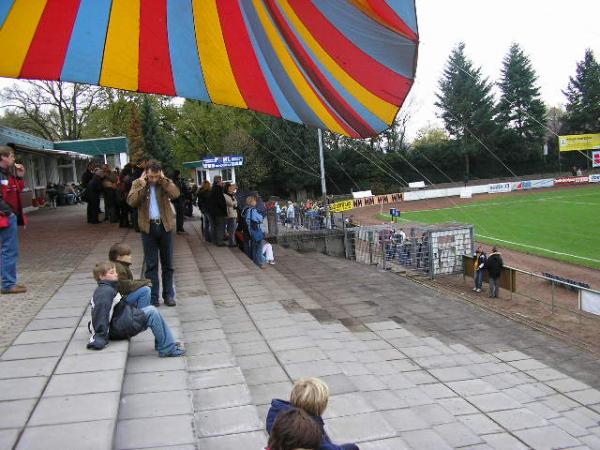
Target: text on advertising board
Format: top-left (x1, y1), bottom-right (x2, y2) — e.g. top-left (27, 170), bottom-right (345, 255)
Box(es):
top-left (329, 200), bottom-right (353, 213)
top-left (593, 151), bottom-right (600, 168)
top-left (559, 134), bottom-right (600, 152)
top-left (488, 183), bottom-right (511, 193)
top-left (590, 174), bottom-right (600, 183)
top-left (554, 176), bottom-right (589, 184)
top-left (202, 155), bottom-right (244, 169)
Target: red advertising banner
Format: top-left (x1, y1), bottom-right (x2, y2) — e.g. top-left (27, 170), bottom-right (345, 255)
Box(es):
top-left (554, 176), bottom-right (589, 184)
top-left (593, 150), bottom-right (600, 168)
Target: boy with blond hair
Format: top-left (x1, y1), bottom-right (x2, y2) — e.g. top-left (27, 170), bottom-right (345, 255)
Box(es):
top-left (87, 261), bottom-right (184, 357)
top-left (266, 377), bottom-right (359, 450)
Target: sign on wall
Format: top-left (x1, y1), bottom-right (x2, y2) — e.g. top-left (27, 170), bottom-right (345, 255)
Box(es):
top-left (329, 200), bottom-right (353, 213)
top-left (202, 155), bottom-right (244, 169)
top-left (593, 150), bottom-right (600, 168)
top-left (488, 183), bottom-right (511, 194)
top-left (559, 134), bottom-right (600, 152)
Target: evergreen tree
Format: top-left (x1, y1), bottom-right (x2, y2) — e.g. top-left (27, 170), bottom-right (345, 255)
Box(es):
top-left (435, 43), bottom-right (497, 175)
top-left (496, 43), bottom-right (547, 155)
top-left (128, 103), bottom-right (146, 163)
top-left (563, 49), bottom-right (600, 134)
top-left (140, 95), bottom-right (174, 171)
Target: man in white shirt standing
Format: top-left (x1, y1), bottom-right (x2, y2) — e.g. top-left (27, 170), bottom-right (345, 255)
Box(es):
top-left (127, 160), bottom-right (180, 307)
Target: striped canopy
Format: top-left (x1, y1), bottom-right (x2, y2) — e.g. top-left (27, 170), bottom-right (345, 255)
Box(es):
top-left (0, 0), bottom-right (418, 138)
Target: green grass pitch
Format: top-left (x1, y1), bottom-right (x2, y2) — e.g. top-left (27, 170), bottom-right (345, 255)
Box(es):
top-left (379, 185), bottom-right (600, 269)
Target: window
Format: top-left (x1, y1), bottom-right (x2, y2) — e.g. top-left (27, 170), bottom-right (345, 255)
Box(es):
top-left (221, 169), bottom-right (233, 182)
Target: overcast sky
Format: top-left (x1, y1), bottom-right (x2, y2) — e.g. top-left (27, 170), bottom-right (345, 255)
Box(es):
top-left (0, 0), bottom-right (599, 141)
top-left (405, 0), bottom-right (600, 138)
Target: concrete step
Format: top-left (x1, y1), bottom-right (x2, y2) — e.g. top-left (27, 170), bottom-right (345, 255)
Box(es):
top-left (1, 229), bottom-right (131, 450)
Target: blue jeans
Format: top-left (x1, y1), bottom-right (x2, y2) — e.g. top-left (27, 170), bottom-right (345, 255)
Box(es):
top-left (252, 239), bottom-right (264, 267)
top-left (125, 286), bottom-right (151, 308)
top-left (142, 306), bottom-right (177, 356)
top-left (0, 214), bottom-right (18, 290)
top-left (141, 223), bottom-right (175, 304)
top-left (475, 270), bottom-right (484, 290)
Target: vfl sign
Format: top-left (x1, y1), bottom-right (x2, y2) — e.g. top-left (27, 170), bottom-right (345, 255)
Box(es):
top-left (590, 174), bottom-right (600, 183)
top-left (329, 200), bottom-right (353, 213)
top-left (202, 155), bottom-right (244, 169)
top-left (488, 183), bottom-right (511, 193)
top-left (559, 134), bottom-right (600, 152)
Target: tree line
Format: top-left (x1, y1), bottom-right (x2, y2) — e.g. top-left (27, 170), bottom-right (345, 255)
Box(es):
top-left (0, 44), bottom-right (598, 199)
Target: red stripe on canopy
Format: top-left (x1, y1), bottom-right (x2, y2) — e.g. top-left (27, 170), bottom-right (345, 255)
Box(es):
top-left (289, 0), bottom-right (412, 105)
top-left (217, 0), bottom-right (280, 117)
top-left (367, 0), bottom-right (418, 42)
top-left (20, 0), bottom-right (81, 80)
top-left (139, 0), bottom-right (175, 96)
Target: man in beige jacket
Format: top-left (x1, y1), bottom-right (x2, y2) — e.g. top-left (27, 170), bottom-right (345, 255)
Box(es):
top-left (127, 160), bottom-right (180, 307)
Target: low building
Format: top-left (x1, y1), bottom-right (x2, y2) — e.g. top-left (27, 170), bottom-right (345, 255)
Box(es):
top-left (0, 125), bottom-right (128, 210)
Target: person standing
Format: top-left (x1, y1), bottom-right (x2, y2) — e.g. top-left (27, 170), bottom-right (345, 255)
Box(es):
top-left (245, 196), bottom-right (265, 268)
top-left (171, 170), bottom-right (188, 235)
top-left (208, 176), bottom-right (227, 246)
top-left (286, 201), bottom-right (295, 229)
top-left (197, 180), bottom-right (212, 241)
top-left (224, 183), bottom-right (238, 247)
top-left (86, 169), bottom-right (103, 224)
top-left (81, 162), bottom-right (95, 188)
top-left (473, 245), bottom-right (487, 293)
top-left (486, 246), bottom-right (503, 298)
top-left (127, 160), bottom-right (180, 307)
top-left (0, 146), bottom-right (27, 294)
top-left (102, 165), bottom-right (119, 223)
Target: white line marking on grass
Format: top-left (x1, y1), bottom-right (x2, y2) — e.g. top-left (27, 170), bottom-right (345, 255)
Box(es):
top-left (476, 234), bottom-right (600, 263)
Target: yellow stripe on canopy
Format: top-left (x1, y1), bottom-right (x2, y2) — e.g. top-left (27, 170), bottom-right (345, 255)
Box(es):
top-left (253, 0), bottom-right (347, 135)
top-left (100, 0), bottom-right (140, 91)
top-left (279, 0), bottom-right (397, 125)
top-left (0, 0), bottom-right (47, 78)
top-left (193, 0), bottom-right (246, 108)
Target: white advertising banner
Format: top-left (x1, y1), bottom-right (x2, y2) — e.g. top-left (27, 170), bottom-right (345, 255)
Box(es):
top-left (590, 174), bottom-right (600, 183)
top-left (522, 179), bottom-right (555, 189)
top-left (352, 190), bottom-right (373, 199)
top-left (581, 290), bottom-right (600, 316)
top-left (488, 183), bottom-right (511, 194)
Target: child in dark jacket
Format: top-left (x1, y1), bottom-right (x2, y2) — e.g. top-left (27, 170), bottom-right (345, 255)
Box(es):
top-left (266, 377), bottom-right (360, 450)
top-left (267, 408), bottom-right (322, 450)
top-left (87, 261), bottom-right (184, 357)
top-left (108, 243), bottom-right (151, 308)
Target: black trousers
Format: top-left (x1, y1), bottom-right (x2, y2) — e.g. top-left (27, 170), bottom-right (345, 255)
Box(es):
top-left (142, 223), bottom-right (175, 304)
top-left (87, 195), bottom-right (100, 223)
top-left (174, 200), bottom-right (185, 232)
top-left (213, 215), bottom-right (225, 245)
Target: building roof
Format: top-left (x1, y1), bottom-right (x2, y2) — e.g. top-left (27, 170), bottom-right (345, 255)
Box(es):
top-left (0, 125), bottom-right (128, 157)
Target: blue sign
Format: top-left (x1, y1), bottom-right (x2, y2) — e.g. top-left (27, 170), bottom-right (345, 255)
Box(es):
top-left (202, 155), bottom-right (244, 169)
top-left (389, 208), bottom-right (401, 217)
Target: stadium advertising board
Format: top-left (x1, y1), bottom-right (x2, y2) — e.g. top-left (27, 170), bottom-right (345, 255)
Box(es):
top-left (559, 134), bottom-right (600, 152)
top-left (581, 290), bottom-right (600, 316)
top-left (488, 183), bottom-right (511, 193)
top-left (593, 151), bottom-right (600, 168)
top-left (590, 174), bottom-right (600, 183)
top-left (202, 155), bottom-right (244, 169)
top-left (352, 192), bottom-right (403, 208)
top-left (329, 200), bottom-right (353, 213)
top-left (523, 179), bottom-right (555, 189)
top-left (554, 176), bottom-right (589, 184)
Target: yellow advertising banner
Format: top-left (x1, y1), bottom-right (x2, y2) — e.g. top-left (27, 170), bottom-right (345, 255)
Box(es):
top-left (329, 200), bottom-right (353, 213)
top-left (559, 134), bottom-right (600, 152)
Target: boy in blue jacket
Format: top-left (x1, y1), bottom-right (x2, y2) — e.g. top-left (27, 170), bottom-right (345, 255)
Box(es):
top-left (266, 377), bottom-right (360, 450)
top-left (87, 261), bottom-right (184, 357)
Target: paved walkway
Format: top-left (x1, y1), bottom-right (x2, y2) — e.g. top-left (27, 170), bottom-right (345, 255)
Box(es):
top-left (1, 206), bottom-right (600, 449)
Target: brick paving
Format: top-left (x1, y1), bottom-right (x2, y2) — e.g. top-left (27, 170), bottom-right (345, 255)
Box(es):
top-left (2, 209), bottom-right (600, 449)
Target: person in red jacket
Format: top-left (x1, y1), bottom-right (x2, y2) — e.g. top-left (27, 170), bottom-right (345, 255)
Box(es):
top-left (0, 145), bottom-right (27, 294)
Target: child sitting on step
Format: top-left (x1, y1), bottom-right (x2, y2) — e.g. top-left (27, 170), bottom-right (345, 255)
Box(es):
top-left (108, 243), bottom-right (151, 308)
top-left (87, 261), bottom-right (185, 357)
top-left (266, 408), bottom-right (322, 450)
top-left (266, 377), bottom-right (360, 450)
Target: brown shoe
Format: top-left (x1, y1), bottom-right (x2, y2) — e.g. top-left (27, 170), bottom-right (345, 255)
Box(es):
top-left (1, 285), bottom-right (27, 294)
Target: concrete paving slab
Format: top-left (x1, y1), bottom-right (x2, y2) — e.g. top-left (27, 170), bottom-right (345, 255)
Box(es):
top-left (0, 357), bottom-right (57, 379)
top-left (12, 328), bottom-right (73, 345)
top-left (482, 432), bottom-right (529, 450)
top-left (467, 392), bottom-right (522, 412)
top-left (17, 419), bottom-right (114, 450)
top-left (187, 353), bottom-right (235, 372)
top-left (565, 388), bottom-right (600, 405)
top-left (29, 392), bottom-right (120, 426)
top-left (324, 392), bottom-right (376, 418)
top-left (194, 383), bottom-right (252, 411)
top-left (489, 408), bottom-right (549, 431)
top-left (0, 376), bottom-right (47, 401)
top-left (125, 355), bottom-right (187, 373)
top-left (119, 390), bottom-right (193, 420)
top-left (0, 341), bottom-right (67, 361)
top-left (515, 425), bottom-right (581, 449)
top-left (115, 415), bottom-right (195, 449)
top-left (249, 381), bottom-right (293, 406)
top-left (54, 351), bottom-right (126, 374)
top-left (400, 429), bottom-right (452, 450)
top-left (326, 411), bottom-right (396, 443)
top-left (44, 369), bottom-right (122, 397)
top-left (0, 428), bottom-right (20, 450)
top-left (189, 367), bottom-right (245, 389)
top-left (458, 413), bottom-right (505, 435)
top-left (285, 360), bottom-right (341, 380)
top-left (25, 317), bottom-right (81, 331)
top-left (236, 352), bottom-right (279, 370)
top-left (0, 398), bottom-right (37, 429)
top-left (359, 437), bottom-right (410, 449)
top-left (196, 405), bottom-right (262, 437)
top-left (434, 421), bottom-right (483, 447)
top-left (196, 430), bottom-right (267, 450)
